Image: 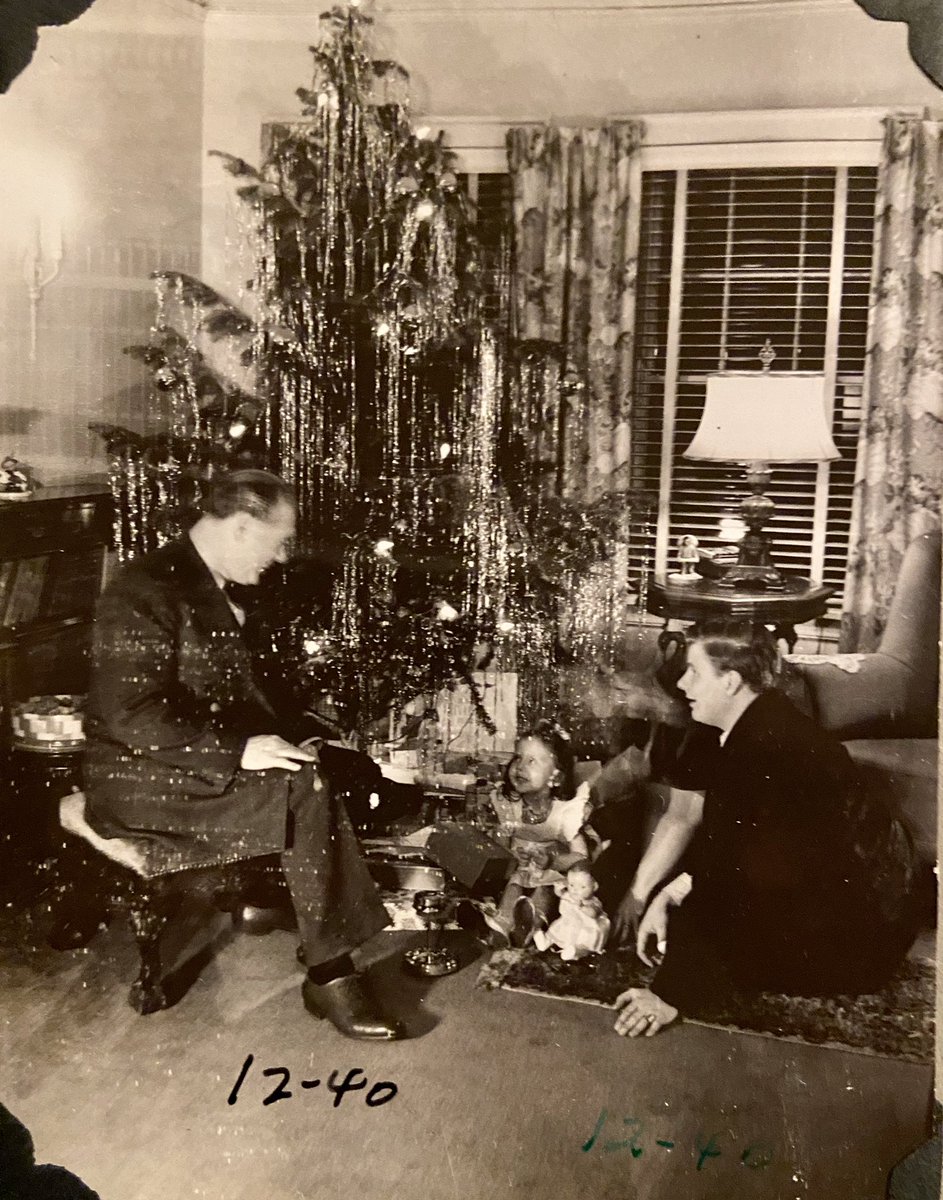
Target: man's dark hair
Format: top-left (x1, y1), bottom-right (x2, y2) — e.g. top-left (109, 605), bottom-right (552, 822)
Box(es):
top-left (687, 618), bottom-right (780, 693)
top-left (203, 470), bottom-right (294, 521)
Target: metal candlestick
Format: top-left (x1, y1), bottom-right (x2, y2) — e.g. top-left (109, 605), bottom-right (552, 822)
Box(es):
top-left (403, 889), bottom-right (459, 977)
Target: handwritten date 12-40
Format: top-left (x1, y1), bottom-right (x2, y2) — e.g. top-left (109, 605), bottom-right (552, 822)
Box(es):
top-left (227, 1055), bottom-right (398, 1108)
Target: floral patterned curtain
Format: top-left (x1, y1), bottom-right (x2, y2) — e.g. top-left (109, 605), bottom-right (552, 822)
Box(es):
top-left (841, 114), bottom-right (943, 651)
top-left (506, 121), bottom-right (645, 502)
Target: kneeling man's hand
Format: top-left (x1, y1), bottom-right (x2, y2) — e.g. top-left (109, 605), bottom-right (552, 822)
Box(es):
top-left (636, 893), bottom-right (670, 967)
top-left (241, 735), bottom-right (318, 772)
top-left (610, 891), bottom-right (646, 950)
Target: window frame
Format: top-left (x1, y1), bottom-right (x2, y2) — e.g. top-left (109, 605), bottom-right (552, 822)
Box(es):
top-left (639, 163), bottom-right (877, 609)
top-left (438, 108), bottom-right (905, 640)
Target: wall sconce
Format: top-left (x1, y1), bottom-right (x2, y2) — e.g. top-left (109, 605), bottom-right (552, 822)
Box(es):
top-left (23, 215), bottom-right (63, 362)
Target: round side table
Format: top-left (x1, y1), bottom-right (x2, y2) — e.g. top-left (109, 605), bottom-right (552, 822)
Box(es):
top-left (649, 574), bottom-right (835, 654)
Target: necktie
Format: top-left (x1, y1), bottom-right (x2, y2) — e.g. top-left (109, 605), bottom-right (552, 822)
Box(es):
top-left (222, 582), bottom-right (246, 627)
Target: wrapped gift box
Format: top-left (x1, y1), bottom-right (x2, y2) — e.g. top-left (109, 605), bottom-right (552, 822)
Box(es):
top-left (436, 670), bottom-right (517, 756)
top-left (425, 823), bottom-right (516, 896)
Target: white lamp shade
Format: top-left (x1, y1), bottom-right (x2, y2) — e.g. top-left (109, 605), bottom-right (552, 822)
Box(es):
top-left (684, 373), bottom-right (840, 463)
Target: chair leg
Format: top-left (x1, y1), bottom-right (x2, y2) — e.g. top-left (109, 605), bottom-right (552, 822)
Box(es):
top-left (44, 835), bottom-right (114, 951)
top-left (127, 892), bottom-right (171, 1015)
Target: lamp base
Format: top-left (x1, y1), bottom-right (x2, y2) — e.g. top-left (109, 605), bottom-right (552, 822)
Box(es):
top-left (716, 561), bottom-right (786, 591)
top-left (716, 470), bottom-right (785, 590)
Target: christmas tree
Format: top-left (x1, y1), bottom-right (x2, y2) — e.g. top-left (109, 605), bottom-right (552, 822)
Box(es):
top-left (95, 4), bottom-right (639, 746)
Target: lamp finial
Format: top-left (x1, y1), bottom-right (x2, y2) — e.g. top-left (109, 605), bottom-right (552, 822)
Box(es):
top-left (758, 339), bottom-right (776, 372)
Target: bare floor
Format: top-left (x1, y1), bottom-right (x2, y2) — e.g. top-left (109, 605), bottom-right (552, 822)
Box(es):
top-left (1, 914), bottom-right (935, 1200)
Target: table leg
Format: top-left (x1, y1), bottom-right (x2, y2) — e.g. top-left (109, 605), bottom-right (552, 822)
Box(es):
top-left (771, 623), bottom-right (798, 653)
top-left (656, 628), bottom-right (689, 697)
top-left (657, 628), bottom-right (687, 660)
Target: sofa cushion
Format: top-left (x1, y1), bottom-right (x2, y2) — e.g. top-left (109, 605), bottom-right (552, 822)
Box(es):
top-left (798, 655), bottom-right (935, 740)
top-left (844, 739), bottom-right (938, 865)
top-left (845, 739), bottom-right (938, 780)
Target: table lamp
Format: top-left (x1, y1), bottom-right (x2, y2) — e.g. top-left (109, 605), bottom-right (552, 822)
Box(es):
top-left (684, 369), bottom-right (839, 590)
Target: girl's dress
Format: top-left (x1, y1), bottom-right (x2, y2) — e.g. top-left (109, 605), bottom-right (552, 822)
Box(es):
top-left (491, 791), bottom-right (590, 889)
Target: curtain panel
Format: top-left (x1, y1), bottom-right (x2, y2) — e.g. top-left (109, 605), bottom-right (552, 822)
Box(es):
top-left (841, 114), bottom-right (943, 652)
top-left (506, 121), bottom-right (645, 503)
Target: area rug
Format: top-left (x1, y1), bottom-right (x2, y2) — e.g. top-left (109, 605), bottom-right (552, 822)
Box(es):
top-left (477, 948), bottom-right (935, 1064)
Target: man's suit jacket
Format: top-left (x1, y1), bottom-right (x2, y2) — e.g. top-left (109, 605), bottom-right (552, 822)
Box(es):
top-left (687, 688), bottom-right (917, 955)
top-left (84, 536), bottom-right (297, 872)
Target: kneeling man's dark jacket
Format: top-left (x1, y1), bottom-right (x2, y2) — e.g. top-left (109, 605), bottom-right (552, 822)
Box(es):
top-left (84, 537), bottom-right (305, 872)
top-left (653, 688), bottom-right (919, 1005)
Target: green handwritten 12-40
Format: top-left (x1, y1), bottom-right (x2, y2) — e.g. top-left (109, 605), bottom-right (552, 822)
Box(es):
top-left (581, 1110), bottom-right (774, 1170)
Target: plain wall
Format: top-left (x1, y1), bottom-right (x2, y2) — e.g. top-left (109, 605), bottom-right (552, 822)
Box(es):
top-left (200, 0), bottom-right (941, 293)
top-left (0, 0), bottom-right (205, 483)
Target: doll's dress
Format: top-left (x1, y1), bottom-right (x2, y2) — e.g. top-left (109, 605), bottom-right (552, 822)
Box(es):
top-left (540, 892), bottom-right (610, 958)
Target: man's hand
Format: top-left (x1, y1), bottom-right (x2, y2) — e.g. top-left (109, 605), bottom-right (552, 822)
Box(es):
top-left (613, 987), bottom-right (678, 1038)
top-left (610, 890), bottom-right (647, 950)
top-left (241, 735), bottom-right (318, 772)
top-left (636, 891), bottom-right (670, 967)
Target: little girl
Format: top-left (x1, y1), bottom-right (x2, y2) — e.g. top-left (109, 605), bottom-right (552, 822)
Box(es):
top-left (487, 720), bottom-right (592, 947)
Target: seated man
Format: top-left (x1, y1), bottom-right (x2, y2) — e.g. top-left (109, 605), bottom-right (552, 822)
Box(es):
top-left (608, 619), bottom-right (920, 1038)
top-left (83, 469), bottom-right (402, 1040)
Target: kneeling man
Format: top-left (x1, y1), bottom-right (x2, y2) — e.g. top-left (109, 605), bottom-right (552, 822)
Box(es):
top-left (84, 469), bottom-right (401, 1040)
top-left (613, 619), bottom-right (919, 1038)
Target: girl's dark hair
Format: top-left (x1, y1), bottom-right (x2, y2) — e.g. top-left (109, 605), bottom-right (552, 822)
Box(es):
top-left (203, 470), bottom-right (294, 521)
top-left (507, 719), bottom-right (577, 799)
top-left (687, 618), bottom-right (780, 693)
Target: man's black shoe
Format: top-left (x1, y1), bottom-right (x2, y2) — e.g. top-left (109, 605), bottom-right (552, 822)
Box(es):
top-left (301, 973), bottom-right (405, 1040)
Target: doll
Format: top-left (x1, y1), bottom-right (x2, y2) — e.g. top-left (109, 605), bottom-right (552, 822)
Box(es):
top-left (533, 866), bottom-right (610, 961)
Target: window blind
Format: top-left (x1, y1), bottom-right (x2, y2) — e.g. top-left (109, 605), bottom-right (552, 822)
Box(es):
top-left (629, 166), bottom-right (878, 617)
top-left (463, 165), bottom-right (877, 621)
top-left (460, 171), bottom-right (511, 322)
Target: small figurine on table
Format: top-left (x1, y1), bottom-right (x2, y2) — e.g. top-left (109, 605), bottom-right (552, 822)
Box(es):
top-left (0, 458), bottom-right (32, 498)
top-left (533, 865), bottom-right (610, 961)
top-left (668, 534), bottom-right (701, 582)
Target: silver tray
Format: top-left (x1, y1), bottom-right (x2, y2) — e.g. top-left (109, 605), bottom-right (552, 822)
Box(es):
top-left (365, 856), bottom-right (448, 893)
